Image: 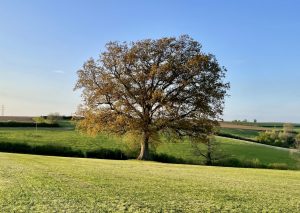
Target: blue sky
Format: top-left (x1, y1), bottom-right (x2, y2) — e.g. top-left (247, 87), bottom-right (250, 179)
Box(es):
top-left (0, 0), bottom-right (300, 122)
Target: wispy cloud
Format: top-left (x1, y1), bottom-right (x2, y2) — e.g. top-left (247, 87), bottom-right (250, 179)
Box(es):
top-left (53, 70), bottom-right (65, 74)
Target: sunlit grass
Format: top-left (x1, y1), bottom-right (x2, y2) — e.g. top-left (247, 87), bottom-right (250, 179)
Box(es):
top-left (0, 152), bottom-right (299, 212)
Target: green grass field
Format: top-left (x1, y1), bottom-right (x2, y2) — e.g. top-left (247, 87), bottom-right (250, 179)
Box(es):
top-left (0, 127), bottom-right (299, 169)
top-left (221, 121), bottom-right (300, 132)
top-left (0, 152), bottom-right (299, 212)
top-left (219, 127), bottom-right (260, 139)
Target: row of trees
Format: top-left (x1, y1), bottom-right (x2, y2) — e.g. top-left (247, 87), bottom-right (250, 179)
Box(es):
top-left (33, 113), bottom-right (61, 125)
top-left (232, 119), bottom-right (257, 123)
top-left (256, 123), bottom-right (300, 148)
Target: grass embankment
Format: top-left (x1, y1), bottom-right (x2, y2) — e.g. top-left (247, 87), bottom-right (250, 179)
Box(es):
top-left (0, 128), bottom-right (299, 169)
top-left (219, 128), bottom-right (260, 139)
top-left (0, 152), bottom-right (299, 212)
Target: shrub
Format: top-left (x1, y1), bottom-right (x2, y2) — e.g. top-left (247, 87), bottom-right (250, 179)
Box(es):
top-left (213, 158), bottom-right (268, 169)
top-left (213, 158), bottom-right (243, 167)
top-left (150, 153), bottom-right (187, 164)
top-left (267, 163), bottom-right (288, 170)
top-left (32, 145), bottom-right (84, 157)
top-left (242, 158), bottom-right (267, 168)
top-left (0, 142), bottom-right (84, 157)
top-left (0, 142), bottom-right (129, 160)
top-left (295, 134), bottom-right (300, 149)
top-left (46, 113), bottom-right (61, 124)
top-left (0, 121), bottom-right (59, 128)
top-left (86, 149), bottom-right (128, 160)
top-left (256, 130), bottom-right (295, 148)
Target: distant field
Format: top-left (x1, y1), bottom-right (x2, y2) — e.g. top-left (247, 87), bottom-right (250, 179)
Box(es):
top-left (0, 116), bottom-right (33, 122)
top-left (219, 127), bottom-right (260, 139)
top-left (220, 121), bottom-right (300, 131)
top-left (0, 152), bottom-right (299, 212)
top-left (257, 122), bottom-right (300, 128)
top-left (0, 127), bottom-right (299, 169)
top-left (220, 122), bottom-right (267, 131)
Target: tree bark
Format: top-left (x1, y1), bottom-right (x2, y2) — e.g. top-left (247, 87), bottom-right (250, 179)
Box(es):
top-left (137, 131), bottom-right (150, 160)
top-left (206, 152), bottom-right (212, 165)
top-left (206, 139), bottom-right (213, 165)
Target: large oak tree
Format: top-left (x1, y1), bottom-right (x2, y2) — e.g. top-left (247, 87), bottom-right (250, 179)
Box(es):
top-left (75, 35), bottom-right (229, 160)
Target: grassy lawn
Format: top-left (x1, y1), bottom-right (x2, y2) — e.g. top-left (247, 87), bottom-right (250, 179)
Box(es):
top-left (216, 137), bottom-right (300, 168)
top-left (0, 128), bottom-right (125, 151)
top-left (0, 152), bottom-right (299, 212)
top-left (0, 127), bottom-right (299, 169)
top-left (157, 137), bottom-right (300, 169)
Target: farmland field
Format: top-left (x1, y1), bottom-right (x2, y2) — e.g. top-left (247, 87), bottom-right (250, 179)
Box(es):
top-left (0, 127), bottom-right (299, 169)
top-left (220, 121), bottom-right (300, 132)
top-left (0, 116), bottom-right (34, 122)
top-left (0, 152), bottom-right (299, 212)
top-left (219, 127), bottom-right (260, 139)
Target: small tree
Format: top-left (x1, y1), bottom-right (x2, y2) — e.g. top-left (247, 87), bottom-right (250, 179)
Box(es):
top-left (75, 35), bottom-right (229, 160)
top-left (46, 113), bottom-right (61, 124)
top-left (295, 133), bottom-right (300, 149)
top-left (33, 116), bottom-right (45, 124)
top-left (283, 123), bottom-right (294, 135)
top-left (192, 136), bottom-right (220, 165)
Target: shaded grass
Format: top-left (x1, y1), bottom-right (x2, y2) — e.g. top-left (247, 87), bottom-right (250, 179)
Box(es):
top-left (217, 137), bottom-right (299, 168)
top-left (0, 152), bottom-right (299, 212)
top-left (0, 128), bottom-right (125, 151)
top-left (0, 128), bottom-right (299, 169)
top-left (157, 137), bottom-right (300, 169)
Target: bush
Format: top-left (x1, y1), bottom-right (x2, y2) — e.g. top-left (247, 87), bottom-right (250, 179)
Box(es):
top-left (213, 158), bottom-right (268, 169)
top-left (242, 158), bottom-right (267, 168)
top-left (0, 142), bottom-right (131, 160)
top-left (256, 130), bottom-right (294, 148)
top-left (86, 149), bottom-right (128, 160)
top-left (32, 145), bottom-right (84, 157)
top-left (45, 113), bottom-right (61, 124)
top-left (267, 163), bottom-right (288, 170)
top-left (0, 121), bottom-right (59, 128)
top-left (213, 158), bottom-right (243, 167)
top-left (150, 153), bottom-right (187, 164)
top-left (0, 142), bottom-right (84, 157)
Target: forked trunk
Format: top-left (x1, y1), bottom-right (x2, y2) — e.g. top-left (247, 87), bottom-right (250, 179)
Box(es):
top-left (137, 132), bottom-right (150, 160)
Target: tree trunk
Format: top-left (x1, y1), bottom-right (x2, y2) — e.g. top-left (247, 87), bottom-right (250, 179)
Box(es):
top-left (206, 139), bottom-right (213, 165)
top-left (137, 131), bottom-right (150, 160)
top-left (206, 152), bottom-right (212, 165)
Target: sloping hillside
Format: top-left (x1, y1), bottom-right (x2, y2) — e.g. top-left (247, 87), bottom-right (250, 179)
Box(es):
top-left (0, 152), bottom-right (299, 212)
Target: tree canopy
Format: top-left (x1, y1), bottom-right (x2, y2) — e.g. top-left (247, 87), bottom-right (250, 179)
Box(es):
top-left (75, 35), bottom-right (229, 160)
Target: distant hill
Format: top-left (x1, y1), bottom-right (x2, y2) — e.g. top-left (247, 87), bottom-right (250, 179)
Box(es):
top-left (0, 116), bottom-right (33, 123)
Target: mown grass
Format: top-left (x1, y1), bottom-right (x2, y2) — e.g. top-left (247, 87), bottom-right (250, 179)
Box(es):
top-left (0, 127), bottom-right (299, 169)
top-left (0, 152), bottom-right (299, 212)
top-left (0, 128), bottom-right (125, 151)
top-left (157, 137), bottom-right (300, 169)
top-left (216, 137), bottom-right (300, 168)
